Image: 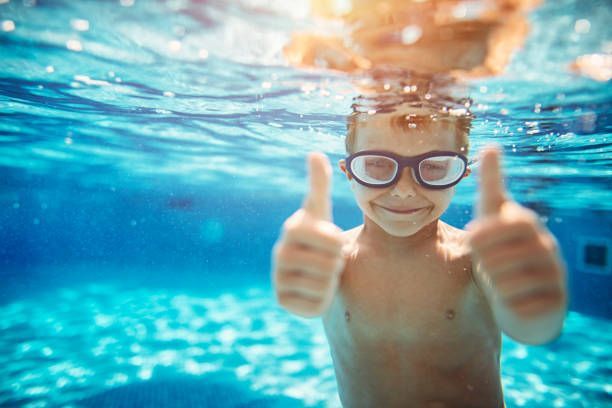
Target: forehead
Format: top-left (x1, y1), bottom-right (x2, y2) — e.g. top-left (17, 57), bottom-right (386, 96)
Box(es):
top-left (354, 110), bottom-right (458, 155)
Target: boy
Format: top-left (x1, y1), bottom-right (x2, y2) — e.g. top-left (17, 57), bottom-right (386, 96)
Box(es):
top-left (271, 96), bottom-right (568, 407)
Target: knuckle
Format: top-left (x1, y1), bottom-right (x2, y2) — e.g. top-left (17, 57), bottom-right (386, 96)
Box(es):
top-left (282, 223), bottom-right (301, 240)
top-left (274, 245), bottom-right (290, 263)
top-left (319, 220), bottom-right (342, 235)
top-left (276, 290), bottom-right (324, 317)
top-left (316, 220), bottom-right (343, 240)
top-left (278, 291), bottom-right (304, 310)
top-left (533, 234), bottom-right (555, 254)
top-left (272, 268), bottom-right (282, 287)
top-left (282, 211), bottom-right (307, 233)
top-left (543, 235), bottom-right (558, 252)
top-left (512, 218), bottom-right (532, 231)
top-left (291, 225), bottom-right (318, 243)
top-left (277, 269), bottom-right (328, 295)
top-left (274, 268), bottom-right (291, 287)
top-left (281, 219), bottom-right (294, 235)
top-left (272, 242), bottom-right (284, 259)
top-left (521, 207), bottom-right (538, 221)
top-left (276, 289), bottom-right (295, 305)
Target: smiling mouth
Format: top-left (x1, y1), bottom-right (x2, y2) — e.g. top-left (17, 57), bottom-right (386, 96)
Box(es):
top-left (378, 205), bottom-right (427, 214)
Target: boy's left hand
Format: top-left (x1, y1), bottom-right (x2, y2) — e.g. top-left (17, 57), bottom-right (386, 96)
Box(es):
top-left (467, 146), bottom-right (567, 320)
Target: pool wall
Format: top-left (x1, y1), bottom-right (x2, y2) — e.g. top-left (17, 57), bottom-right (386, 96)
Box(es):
top-left (1, 173), bottom-right (610, 318)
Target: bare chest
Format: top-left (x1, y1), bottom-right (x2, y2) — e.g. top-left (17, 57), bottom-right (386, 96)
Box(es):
top-left (320, 240), bottom-right (503, 407)
top-left (331, 251), bottom-right (478, 344)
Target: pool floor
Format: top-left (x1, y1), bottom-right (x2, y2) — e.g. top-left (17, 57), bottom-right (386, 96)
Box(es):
top-left (1, 281), bottom-right (610, 407)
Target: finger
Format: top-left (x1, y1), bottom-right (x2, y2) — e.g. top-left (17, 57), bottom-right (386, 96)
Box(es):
top-left (505, 286), bottom-right (565, 318)
top-left (282, 218), bottom-right (344, 256)
top-left (477, 145), bottom-right (507, 218)
top-left (277, 291), bottom-right (325, 317)
top-left (469, 218), bottom-right (539, 253)
top-left (477, 238), bottom-right (553, 276)
top-left (275, 244), bottom-right (343, 279)
top-left (277, 289), bottom-right (323, 309)
top-left (467, 200), bottom-right (535, 230)
top-left (481, 251), bottom-right (556, 286)
top-left (303, 152), bottom-right (332, 221)
top-left (275, 269), bottom-right (335, 299)
top-left (495, 267), bottom-right (561, 301)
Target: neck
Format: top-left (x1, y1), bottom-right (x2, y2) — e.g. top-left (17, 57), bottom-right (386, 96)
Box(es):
top-left (360, 216), bottom-right (440, 253)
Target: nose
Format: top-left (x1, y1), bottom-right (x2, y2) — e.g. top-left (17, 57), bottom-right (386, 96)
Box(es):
top-left (390, 167), bottom-right (418, 198)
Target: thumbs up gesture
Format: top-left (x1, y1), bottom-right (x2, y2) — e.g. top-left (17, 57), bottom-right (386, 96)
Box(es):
top-left (468, 146), bottom-right (568, 327)
top-left (272, 152), bottom-right (346, 318)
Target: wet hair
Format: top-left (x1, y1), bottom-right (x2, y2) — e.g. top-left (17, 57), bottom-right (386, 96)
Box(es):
top-left (344, 70), bottom-right (473, 155)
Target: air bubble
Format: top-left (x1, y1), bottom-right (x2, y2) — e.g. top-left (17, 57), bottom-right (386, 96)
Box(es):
top-left (66, 39), bottom-right (83, 52)
top-left (2, 20), bottom-right (15, 32)
top-left (70, 19), bottom-right (90, 32)
top-left (574, 19), bottom-right (590, 34)
top-left (168, 40), bottom-right (181, 53)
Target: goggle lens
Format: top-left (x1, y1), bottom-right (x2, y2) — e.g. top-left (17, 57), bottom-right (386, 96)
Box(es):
top-left (351, 155), bottom-right (398, 184)
top-left (418, 156), bottom-right (466, 186)
top-left (349, 154), bottom-right (466, 188)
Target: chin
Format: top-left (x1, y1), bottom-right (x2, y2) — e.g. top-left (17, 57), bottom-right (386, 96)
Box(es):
top-left (377, 208), bottom-right (443, 237)
top-left (380, 221), bottom-right (427, 237)
top-left (384, 227), bottom-right (421, 238)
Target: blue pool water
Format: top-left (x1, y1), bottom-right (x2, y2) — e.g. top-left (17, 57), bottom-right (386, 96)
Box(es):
top-left (0, 0), bottom-right (611, 407)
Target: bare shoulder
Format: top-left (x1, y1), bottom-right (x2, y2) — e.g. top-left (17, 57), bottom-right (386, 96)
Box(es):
top-left (438, 221), bottom-right (473, 259)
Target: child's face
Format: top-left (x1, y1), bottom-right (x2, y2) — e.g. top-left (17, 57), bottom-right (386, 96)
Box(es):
top-left (340, 114), bottom-right (467, 237)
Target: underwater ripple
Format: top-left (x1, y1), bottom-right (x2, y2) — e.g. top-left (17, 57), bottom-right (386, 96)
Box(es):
top-left (0, 0), bottom-right (610, 209)
top-left (0, 284), bottom-right (610, 407)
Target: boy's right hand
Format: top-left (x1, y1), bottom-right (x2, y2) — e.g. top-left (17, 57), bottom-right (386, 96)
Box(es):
top-left (272, 152), bottom-right (346, 318)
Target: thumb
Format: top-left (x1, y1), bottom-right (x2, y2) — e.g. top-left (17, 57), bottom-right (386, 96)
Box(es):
top-left (477, 145), bottom-right (507, 218)
top-left (302, 152), bottom-right (332, 221)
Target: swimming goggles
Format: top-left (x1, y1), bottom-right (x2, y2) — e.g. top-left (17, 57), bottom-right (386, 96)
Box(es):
top-left (345, 150), bottom-right (469, 190)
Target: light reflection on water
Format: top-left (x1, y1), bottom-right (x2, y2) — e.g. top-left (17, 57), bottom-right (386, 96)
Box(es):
top-left (0, 283), bottom-right (610, 407)
top-left (0, 0), bottom-right (610, 209)
top-left (1, 284), bottom-right (337, 407)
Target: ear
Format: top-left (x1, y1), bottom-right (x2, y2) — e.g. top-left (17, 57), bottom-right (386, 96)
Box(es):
top-left (463, 167), bottom-right (472, 178)
top-left (338, 159), bottom-right (352, 180)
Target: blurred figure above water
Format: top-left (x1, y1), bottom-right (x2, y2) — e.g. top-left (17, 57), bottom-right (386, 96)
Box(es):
top-left (285, 0), bottom-right (541, 77)
top-left (569, 53), bottom-right (612, 82)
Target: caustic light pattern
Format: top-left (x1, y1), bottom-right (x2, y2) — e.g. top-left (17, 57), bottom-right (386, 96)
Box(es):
top-left (0, 285), bottom-right (610, 407)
